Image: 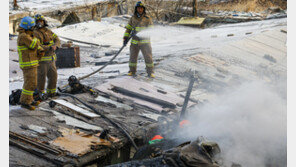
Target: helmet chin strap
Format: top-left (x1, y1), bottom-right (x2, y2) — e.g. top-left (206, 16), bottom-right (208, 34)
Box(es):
top-left (136, 12), bottom-right (142, 18)
top-left (36, 22), bottom-right (45, 29)
top-left (36, 23), bottom-right (41, 29)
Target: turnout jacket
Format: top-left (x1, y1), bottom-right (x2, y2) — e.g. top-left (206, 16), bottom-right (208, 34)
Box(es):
top-left (17, 27), bottom-right (44, 69)
top-left (34, 27), bottom-right (60, 62)
top-left (124, 14), bottom-right (153, 45)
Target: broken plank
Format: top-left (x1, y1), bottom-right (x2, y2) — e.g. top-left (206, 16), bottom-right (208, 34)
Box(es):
top-left (107, 77), bottom-right (185, 105)
top-left (9, 138), bottom-right (68, 166)
top-left (50, 127), bottom-right (117, 156)
top-left (9, 131), bottom-right (62, 155)
top-left (95, 96), bottom-right (133, 110)
top-left (95, 77), bottom-right (194, 112)
top-left (53, 99), bottom-right (100, 119)
top-left (140, 112), bottom-right (162, 121)
top-left (96, 84), bottom-right (165, 113)
top-left (40, 107), bottom-right (103, 131)
top-left (27, 125), bottom-right (47, 135)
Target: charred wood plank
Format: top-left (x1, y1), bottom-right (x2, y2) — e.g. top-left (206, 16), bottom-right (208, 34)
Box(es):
top-left (111, 86), bottom-right (176, 109)
top-left (9, 138), bottom-right (70, 166)
top-left (53, 99), bottom-right (100, 119)
top-left (180, 75), bottom-right (196, 120)
top-left (9, 131), bottom-right (62, 155)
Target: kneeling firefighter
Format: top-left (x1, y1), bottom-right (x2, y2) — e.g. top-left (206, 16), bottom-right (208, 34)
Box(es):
top-left (123, 1), bottom-right (155, 78)
top-left (17, 16), bottom-right (45, 110)
top-left (33, 14), bottom-right (60, 98)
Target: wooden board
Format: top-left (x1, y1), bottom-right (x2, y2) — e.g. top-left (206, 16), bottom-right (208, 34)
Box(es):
top-left (95, 96), bottom-right (133, 111)
top-left (175, 17), bottom-right (205, 25)
top-left (53, 99), bottom-right (100, 118)
top-left (95, 77), bottom-right (193, 113)
top-left (40, 107), bottom-right (103, 131)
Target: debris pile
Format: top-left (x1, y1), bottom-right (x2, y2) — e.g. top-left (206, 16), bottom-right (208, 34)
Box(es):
top-left (62, 12), bottom-right (81, 26)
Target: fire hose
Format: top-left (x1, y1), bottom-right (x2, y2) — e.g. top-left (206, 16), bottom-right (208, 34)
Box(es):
top-left (58, 21), bottom-right (142, 90)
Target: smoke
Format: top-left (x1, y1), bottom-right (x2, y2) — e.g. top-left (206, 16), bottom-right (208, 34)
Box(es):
top-left (180, 81), bottom-right (287, 167)
top-left (137, 25), bottom-right (196, 43)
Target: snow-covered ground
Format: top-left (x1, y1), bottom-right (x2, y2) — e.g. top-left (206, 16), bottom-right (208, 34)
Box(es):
top-left (54, 16), bottom-right (287, 57)
top-left (9, 0), bottom-right (106, 14)
top-left (54, 20), bottom-right (126, 48)
top-left (9, 16), bottom-right (287, 93)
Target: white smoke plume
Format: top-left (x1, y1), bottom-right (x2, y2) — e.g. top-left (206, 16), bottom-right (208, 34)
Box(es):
top-left (180, 81), bottom-right (287, 167)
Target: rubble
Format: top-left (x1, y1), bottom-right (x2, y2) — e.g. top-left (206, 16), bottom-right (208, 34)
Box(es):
top-left (50, 127), bottom-right (119, 156)
top-left (40, 107), bottom-right (103, 131)
top-left (200, 9), bottom-right (286, 24)
top-left (95, 77), bottom-right (194, 113)
top-left (9, 1), bottom-right (286, 165)
top-left (95, 96), bottom-right (133, 111)
top-left (27, 125), bottom-right (47, 135)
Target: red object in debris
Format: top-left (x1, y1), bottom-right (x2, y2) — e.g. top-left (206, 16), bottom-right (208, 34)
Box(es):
top-left (151, 135), bottom-right (164, 141)
top-left (179, 120), bottom-right (191, 128)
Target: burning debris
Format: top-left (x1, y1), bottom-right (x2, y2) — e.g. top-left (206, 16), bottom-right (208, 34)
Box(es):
top-left (108, 136), bottom-right (221, 167)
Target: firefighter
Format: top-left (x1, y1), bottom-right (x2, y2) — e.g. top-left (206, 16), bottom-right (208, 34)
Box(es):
top-left (17, 16), bottom-right (44, 110)
top-left (123, 1), bottom-right (155, 78)
top-left (33, 14), bottom-right (61, 98)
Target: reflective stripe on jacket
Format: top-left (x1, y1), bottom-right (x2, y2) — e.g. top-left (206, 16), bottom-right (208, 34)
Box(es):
top-left (34, 27), bottom-right (60, 62)
top-left (17, 28), bottom-right (43, 69)
top-left (131, 39), bottom-right (151, 45)
top-left (17, 45), bottom-right (43, 68)
top-left (124, 14), bottom-right (153, 45)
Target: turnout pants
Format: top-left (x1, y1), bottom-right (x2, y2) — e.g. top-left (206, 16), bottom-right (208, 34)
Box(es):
top-left (20, 67), bottom-right (37, 105)
top-left (37, 61), bottom-right (57, 95)
top-left (129, 43), bottom-right (154, 74)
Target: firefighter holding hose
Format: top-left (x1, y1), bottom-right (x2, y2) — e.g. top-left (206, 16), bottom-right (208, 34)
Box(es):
top-left (123, 1), bottom-right (155, 78)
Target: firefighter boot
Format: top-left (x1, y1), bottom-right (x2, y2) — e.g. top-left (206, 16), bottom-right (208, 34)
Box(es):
top-left (48, 93), bottom-right (57, 98)
top-left (21, 103), bottom-right (36, 110)
top-left (31, 101), bottom-right (41, 106)
top-left (128, 71), bottom-right (136, 76)
top-left (148, 73), bottom-right (155, 78)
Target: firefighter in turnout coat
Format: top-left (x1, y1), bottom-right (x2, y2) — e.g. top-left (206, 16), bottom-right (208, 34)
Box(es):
top-left (17, 16), bottom-right (44, 110)
top-left (123, 1), bottom-right (155, 78)
top-left (33, 14), bottom-right (61, 97)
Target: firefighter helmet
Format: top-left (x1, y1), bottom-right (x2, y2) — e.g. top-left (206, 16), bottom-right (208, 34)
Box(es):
top-left (34, 14), bottom-right (48, 27)
top-left (34, 14), bottom-right (45, 21)
top-left (134, 1), bottom-right (146, 15)
top-left (135, 1), bottom-right (144, 8)
top-left (19, 16), bottom-right (36, 30)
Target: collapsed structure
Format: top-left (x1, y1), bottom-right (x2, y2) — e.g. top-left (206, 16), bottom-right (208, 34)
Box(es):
top-left (9, 0), bottom-right (287, 166)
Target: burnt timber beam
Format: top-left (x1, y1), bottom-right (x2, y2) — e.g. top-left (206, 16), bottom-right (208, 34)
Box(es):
top-left (111, 86), bottom-right (176, 109)
top-left (9, 131), bottom-right (62, 155)
top-left (9, 138), bottom-right (73, 166)
top-left (180, 75), bottom-right (196, 120)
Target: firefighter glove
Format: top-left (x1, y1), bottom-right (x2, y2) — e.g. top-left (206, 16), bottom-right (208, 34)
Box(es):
top-left (37, 49), bottom-right (45, 59)
top-left (50, 45), bottom-right (57, 51)
top-left (123, 37), bottom-right (128, 46)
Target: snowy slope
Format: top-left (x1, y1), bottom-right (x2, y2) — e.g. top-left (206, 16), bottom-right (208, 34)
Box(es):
top-left (9, 0), bottom-right (107, 13)
top-left (54, 20), bottom-right (125, 48)
top-left (54, 16), bottom-right (287, 58)
top-left (9, 16), bottom-right (287, 93)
